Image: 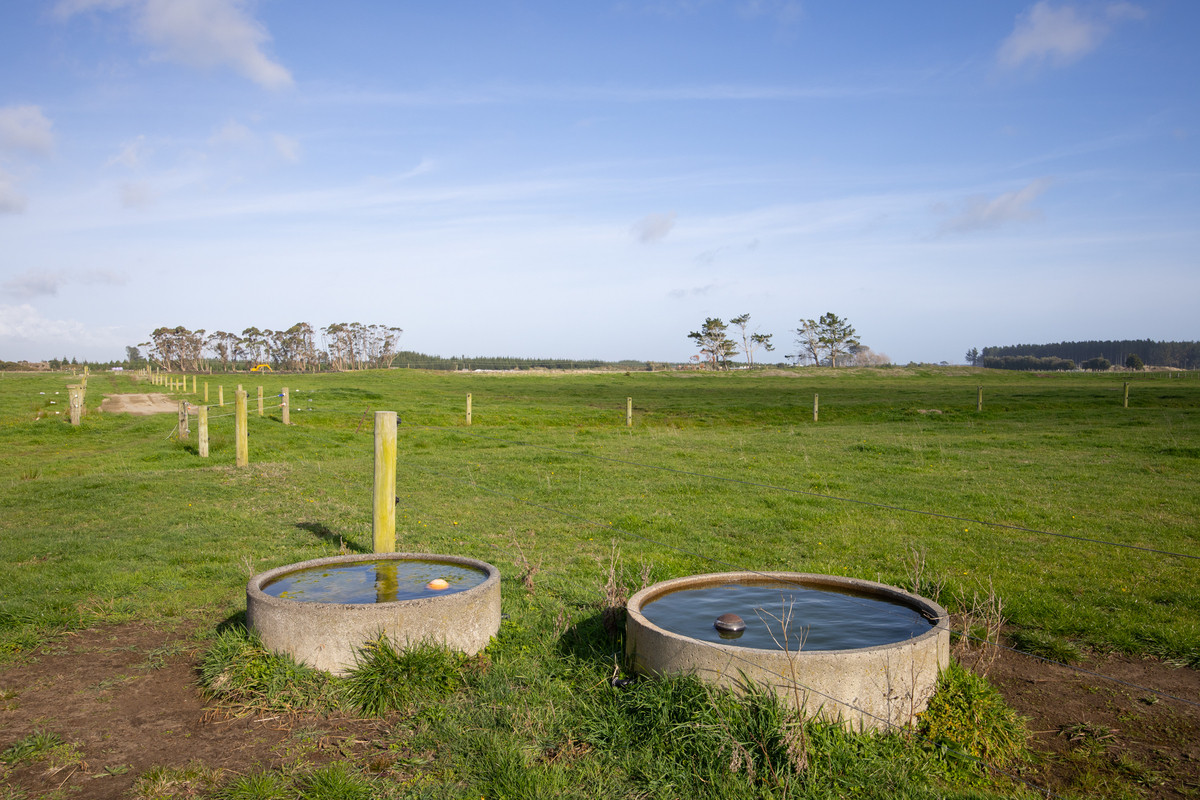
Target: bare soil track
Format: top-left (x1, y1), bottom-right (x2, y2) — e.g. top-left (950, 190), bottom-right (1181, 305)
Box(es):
top-left (1, 622), bottom-right (1197, 798)
top-left (0, 624), bottom-right (390, 800)
top-left (99, 393), bottom-right (183, 415)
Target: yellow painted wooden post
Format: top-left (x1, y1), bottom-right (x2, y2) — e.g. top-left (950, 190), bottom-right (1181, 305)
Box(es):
top-left (282, 387), bottom-right (290, 425)
top-left (219, 385), bottom-right (224, 406)
top-left (178, 400), bottom-right (189, 440)
top-left (257, 385), bottom-right (264, 416)
top-left (204, 382), bottom-right (209, 403)
top-left (198, 405), bottom-right (209, 458)
top-left (375, 561), bottom-right (399, 603)
top-left (191, 375), bottom-right (197, 394)
top-left (1124, 382), bottom-right (1129, 408)
top-left (235, 388), bottom-right (248, 467)
top-left (466, 393), bottom-right (472, 425)
top-left (977, 386), bottom-right (983, 412)
top-left (627, 397), bottom-right (633, 427)
top-left (373, 410), bottom-right (397, 553)
top-left (813, 393), bottom-right (819, 422)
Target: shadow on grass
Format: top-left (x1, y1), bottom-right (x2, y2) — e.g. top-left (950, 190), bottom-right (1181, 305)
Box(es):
top-left (295, 522), bottom-right (370, 554)
top-left (215, 610), bottom-right (247, 634)
top-left (557, 609), bottom-right (631, 676)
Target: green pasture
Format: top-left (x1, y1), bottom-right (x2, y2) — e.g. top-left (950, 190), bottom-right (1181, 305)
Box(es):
top-left (1, 366), bottom-right (1197, 798)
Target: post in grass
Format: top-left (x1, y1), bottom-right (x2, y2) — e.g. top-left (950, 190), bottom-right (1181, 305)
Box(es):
top-left (257, 385), bottom-right (264, 416)
top-left (1124, 382), bottom-right (1130, 408)
top-left (373, 410), bottom-right (397, 553)
top-left (813, 393), bottom-right (819, 423)
top-left (177, 400), bottom-right (189, 440)
top-left (282, 387), bottom-right (290, 425)
top-left (198, 405), bottom-right (209, 458)
top-left (466, 393), bottom-right (472, 425)
top-left (627, 397), bottom-right (633, 427)
top-left (204, 382), bottom-right (209, 403)
top-left (68, 385), bottom-right (83, 426)
top-left (977, 386), bottom-right (983, 412)
top-left (235, 388), bottom-right (248, 467)
top-left (219, 385), bottom-right (224, 407)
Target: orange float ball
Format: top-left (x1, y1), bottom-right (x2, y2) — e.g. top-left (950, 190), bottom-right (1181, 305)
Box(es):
top-left (427, 578), bottom-right (450, 590)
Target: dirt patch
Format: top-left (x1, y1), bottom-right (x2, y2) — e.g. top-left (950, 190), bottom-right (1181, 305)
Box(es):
top-left (99, 394), bottom-right (186, 415)
top-left (1, 622), bottom-right (1197, 798)
top-left (986, 647), bottom-right (1200, 797)
top-left (0, 624), bottom-right (390, 800)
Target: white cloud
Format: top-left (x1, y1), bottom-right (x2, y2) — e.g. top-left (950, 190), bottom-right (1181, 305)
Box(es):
top-left (271, 133), bottom-right (301, 163)
top-left (0, 105), bottom-right (55, 156)
top-left (2, 269), bottom-right (127, 301)
top-left (56, 0), bottom-right (293, 90)
top-left (107, 134), bottom-right (148, 168)
top-left (632, 211), bottom-right (677, 243)
top-left (937, 178), bottom-right (1052, 234)
top-left (0, 169), bottom-right (27, 213)
top-left (998, 2), bottom-right (1145, 69)
top-left (209, 119), bottom-right (255, 147)
top-left (0, 304), bottom-right (88, 342)
top-left (3, 272), bottom-right (62, 300)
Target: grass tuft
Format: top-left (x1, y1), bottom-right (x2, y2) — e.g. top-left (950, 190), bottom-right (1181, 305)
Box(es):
top-left (343, 636), bottom-right (468, 716)
top-left (1, 730), bottom-right (63, 765)
top-left (198, 626), bottom-right (341, 713)
top-left (1007, 629), bottom-right (1083, 664)
top-left (296, 762), bottom-right (375, 800)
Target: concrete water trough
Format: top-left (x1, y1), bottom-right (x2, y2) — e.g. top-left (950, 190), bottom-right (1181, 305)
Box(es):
top-left (247, 552), bottom-right (501, 675)
top-left (625, 571), bottom-right (950, 730)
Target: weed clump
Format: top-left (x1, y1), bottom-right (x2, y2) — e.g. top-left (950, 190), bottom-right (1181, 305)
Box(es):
top-left (918, 661), bottom-right (1029, 779)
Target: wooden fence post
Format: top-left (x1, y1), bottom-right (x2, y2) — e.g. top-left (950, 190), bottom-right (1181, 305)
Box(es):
top-left (1124, 382), bottom-right (1129, 408)
top-left (257, 385), bottom-right (264, 416)
top-left (191, 375), bottom-right (197, 394)
top-left (977, 386), bottom-right (983, 412)
top-left (204, 382), bottom-right (209, 403)
top-left (627, 397), bottom-right (633, 427)
top-left (373, 411), bottom-right (397, 553)
top-left (178, 400), bottom-right (189, 440)
top-left (235, 388), bottom-right (248, 467)
top-left (68, 385), bottom-right (83, 426)
top-left (282, 387), bottom-right (290, 425)
top-left (813, 393), bottom-right (819, 422)
top-left (198, 405), bottom-right (209, 458)
top-left (219, 385), bottom-right (224, 407)
top-left (466, 393), bottom-right (472, 425)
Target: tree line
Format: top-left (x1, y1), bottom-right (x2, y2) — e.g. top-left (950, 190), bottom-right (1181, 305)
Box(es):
top-left (136, 322), bottom-right (404, 372)
top-left (688, 312), bottom-right (888, 369)
top-left (970, 340), bottom-right (1199, 370)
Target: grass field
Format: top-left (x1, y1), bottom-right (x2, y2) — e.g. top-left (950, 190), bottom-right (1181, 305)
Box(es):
top-left (1, 366), bottom-right (1197, 798)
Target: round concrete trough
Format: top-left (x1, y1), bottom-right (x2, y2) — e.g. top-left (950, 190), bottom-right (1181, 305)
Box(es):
top-left (626, 572), bottom-right (949, 731)
top-left (247, 552), bottom-right (501, 676)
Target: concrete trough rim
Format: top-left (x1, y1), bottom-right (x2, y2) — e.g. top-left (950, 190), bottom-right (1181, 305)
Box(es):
top-left (626, 571), bottom-right (952, 729)
top-left (247, 551), bottom-right (500, 611)
top-left (246, 552), bottom-right (502, 675)
top-left (627, 571), bottom-right (949, 656)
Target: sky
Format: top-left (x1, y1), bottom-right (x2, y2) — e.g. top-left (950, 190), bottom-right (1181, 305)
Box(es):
top-left (1, 1), bottom-right (1197, 365)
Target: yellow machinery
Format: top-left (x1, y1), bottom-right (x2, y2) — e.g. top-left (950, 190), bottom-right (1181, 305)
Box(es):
top-left (250, 363), bottom-right (273, 372)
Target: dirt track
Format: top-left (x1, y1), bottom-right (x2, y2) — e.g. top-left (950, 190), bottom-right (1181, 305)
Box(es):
top-left (99, 393), bottom-right (185, 415)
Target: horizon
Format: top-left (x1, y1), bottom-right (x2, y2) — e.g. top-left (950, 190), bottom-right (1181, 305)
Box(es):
top-left (2, 2), bottom-right (1197, 364)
